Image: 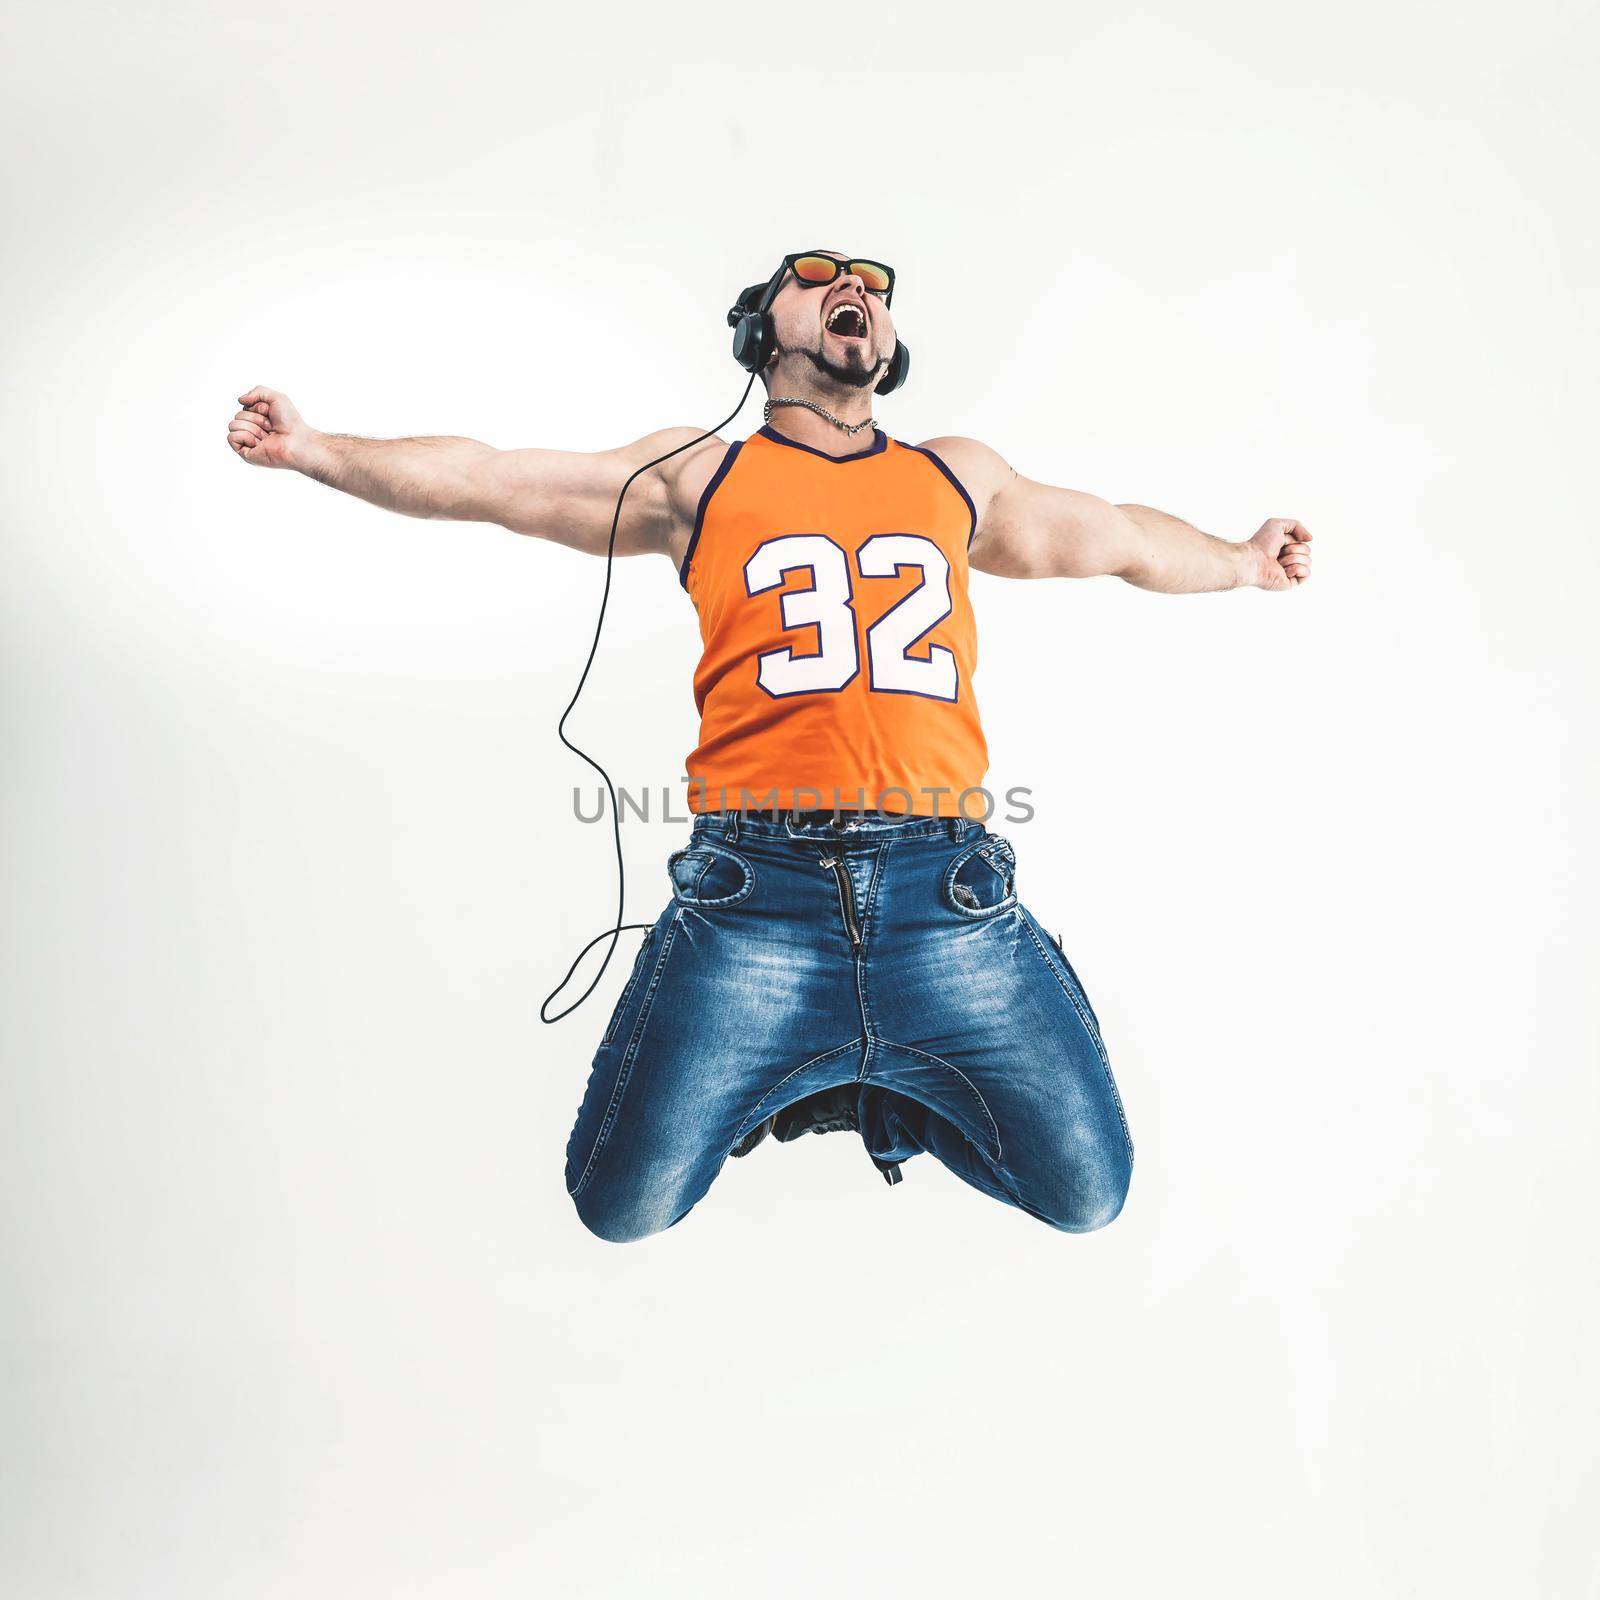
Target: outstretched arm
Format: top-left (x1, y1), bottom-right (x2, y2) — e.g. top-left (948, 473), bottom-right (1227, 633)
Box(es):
top-left (925, 436), bottom-right (1312, 593)
top-left (226, 386), bottom-right (714, 557)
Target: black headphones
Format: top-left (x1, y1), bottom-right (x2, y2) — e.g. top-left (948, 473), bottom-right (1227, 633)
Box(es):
top-left (727, 268), bottom-right (910, 396)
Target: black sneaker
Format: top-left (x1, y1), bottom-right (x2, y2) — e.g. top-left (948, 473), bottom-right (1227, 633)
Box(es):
top-left (725, 1088), bottom-right (848, 1160)
top-left (727, 1086), bottom-right (847, 1161)
top-left (770, 1085), bottom-right (903, 1185)
top-left (773, 1083), bottom-right (861, 1141)
top-left (729, 1118), bottom-right (773, 1159)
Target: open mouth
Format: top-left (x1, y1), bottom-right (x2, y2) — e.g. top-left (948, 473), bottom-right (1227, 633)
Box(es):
top-left (824, 301), bottom-right (869, 341)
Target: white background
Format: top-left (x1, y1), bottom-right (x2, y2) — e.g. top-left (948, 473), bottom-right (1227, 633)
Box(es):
top-left (3, 2), bottom-right (1597, 1595)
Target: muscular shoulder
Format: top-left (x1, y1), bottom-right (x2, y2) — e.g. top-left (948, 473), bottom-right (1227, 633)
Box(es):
top-left (912, 435), bottom-right (1016, 510)
top-left (912, 436), bottom-right (1017, 554)
top-left (616, 428), bottom-right (733, 538)
top-left (615, 429), bottom-right (741, 568)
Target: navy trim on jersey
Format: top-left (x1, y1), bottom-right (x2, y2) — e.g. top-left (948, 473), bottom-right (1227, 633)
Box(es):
top-left (679, 438), bottom-right (746, 589)
top-left (901, 442), bottom-right (979, 548)
top-left (755, 423), bottom-right (889, 462)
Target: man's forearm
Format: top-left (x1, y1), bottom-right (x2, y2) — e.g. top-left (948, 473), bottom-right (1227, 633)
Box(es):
top-left (294, 432), bottom-right (499, 521)
top-left (1113, 503), bottom-right (1261, 593)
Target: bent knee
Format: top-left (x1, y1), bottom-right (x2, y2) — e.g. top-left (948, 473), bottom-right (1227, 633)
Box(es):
top-left (570, 1184), bottom-right (670, 1244)
top-left (569, 1162), bottom-right (704, 1245)
top-left (1053, 1175), bottom-right (1130, 1233)
top-left (1033, 1145), bottom-right (1133, 1234)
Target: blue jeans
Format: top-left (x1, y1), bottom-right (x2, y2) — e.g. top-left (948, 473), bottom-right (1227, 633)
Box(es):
top-left (565, 811), bottom-right (1134, 1242)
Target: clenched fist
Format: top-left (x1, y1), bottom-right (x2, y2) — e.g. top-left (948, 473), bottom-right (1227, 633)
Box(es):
top-left (226, 386), bottom-right (316, 470)
top-left (1248, 518), bottom-right (1313, 591)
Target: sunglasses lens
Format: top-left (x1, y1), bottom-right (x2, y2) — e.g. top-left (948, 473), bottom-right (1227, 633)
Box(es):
top-left (851, 261), bottom-right (892, 293)
top-left (792, 255), bottom-right (840, 284)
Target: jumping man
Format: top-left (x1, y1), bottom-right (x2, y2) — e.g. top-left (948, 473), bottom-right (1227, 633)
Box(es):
top-left (225, 247), bottom-right (1313, 1242)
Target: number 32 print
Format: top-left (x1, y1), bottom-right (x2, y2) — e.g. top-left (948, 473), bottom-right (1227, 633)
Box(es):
top-left (743, 533), bottom-right (958, 702)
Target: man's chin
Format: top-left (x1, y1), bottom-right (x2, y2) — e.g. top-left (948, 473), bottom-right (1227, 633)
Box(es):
top-left (803, 347), bottom-right (882, 391)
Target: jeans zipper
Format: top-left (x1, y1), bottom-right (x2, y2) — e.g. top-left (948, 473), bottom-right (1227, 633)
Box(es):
top-left (817, 852), bottom-right (862, 953)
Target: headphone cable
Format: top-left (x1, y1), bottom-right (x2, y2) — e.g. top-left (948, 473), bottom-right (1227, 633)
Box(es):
top-left (539, 368), bottom-right (760, 1024)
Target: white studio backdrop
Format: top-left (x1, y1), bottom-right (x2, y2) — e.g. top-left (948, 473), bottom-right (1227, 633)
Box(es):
top-left (3, 2), bottom-right (1596, 1596)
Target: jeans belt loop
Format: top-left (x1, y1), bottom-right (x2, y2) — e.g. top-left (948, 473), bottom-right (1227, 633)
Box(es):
top-left (947, 816), bottom-right (963, 842)
top-left (725, 810), bottom-right (740, 844)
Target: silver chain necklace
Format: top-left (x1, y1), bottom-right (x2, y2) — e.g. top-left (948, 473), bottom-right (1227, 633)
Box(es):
top-left (763, 396), bottom-right (877, 437)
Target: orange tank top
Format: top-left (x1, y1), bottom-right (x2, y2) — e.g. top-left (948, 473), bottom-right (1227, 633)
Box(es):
top-left (679, 424), bottom-right (988, 817)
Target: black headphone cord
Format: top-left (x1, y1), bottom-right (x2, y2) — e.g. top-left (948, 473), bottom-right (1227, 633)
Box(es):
top-left (539, 368), bottom-right (761, 1024)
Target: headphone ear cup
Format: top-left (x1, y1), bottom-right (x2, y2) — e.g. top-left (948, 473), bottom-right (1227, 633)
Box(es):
top-left (874, 339), bottom-right (910, 396)
top-left (731, 311), bottom-right (774, 375)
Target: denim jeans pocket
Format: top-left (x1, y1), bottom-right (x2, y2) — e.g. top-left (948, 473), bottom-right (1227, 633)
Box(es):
top-left (667, 840), bottom-right (755, 908)
top-left (942, 832), bottom-right (1019, 918)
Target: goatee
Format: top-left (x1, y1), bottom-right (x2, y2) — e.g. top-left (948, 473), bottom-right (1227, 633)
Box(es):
top-left (792, 342), bottom-right (883, 391)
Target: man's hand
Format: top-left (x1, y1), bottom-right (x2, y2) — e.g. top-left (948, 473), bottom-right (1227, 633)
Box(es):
top-left (227, 386), bottom-right (317, 471)
top-left (1247, 518), bottom-right (1314, 591)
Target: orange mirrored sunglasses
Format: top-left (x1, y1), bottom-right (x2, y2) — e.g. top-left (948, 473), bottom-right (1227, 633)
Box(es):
top-left (783, 251), bottom-right (895, 304)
